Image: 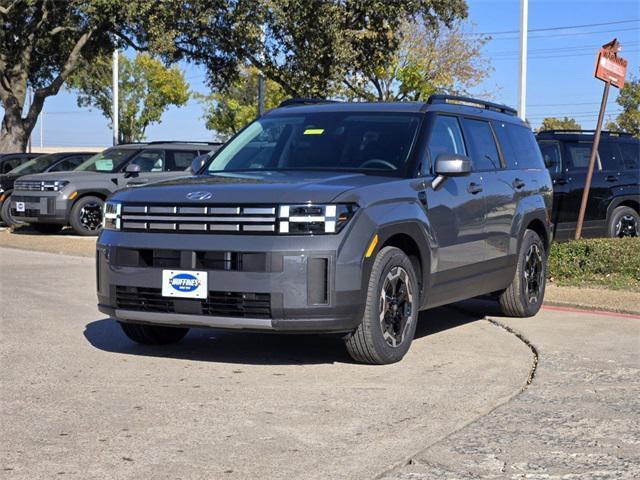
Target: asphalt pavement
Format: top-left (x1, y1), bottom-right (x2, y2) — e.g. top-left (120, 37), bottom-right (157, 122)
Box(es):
top-left (0, 247), bottom-right (638, 479)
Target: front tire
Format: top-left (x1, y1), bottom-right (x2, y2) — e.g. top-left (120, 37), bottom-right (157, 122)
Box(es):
top-left (1, 194), bottom-right (23, 227)
top-left (608, 206), bottom-right (639, 238)
top-left (69, 195), bottom-right (104, 236)
top-left (499, 229), bottom-right (546, 317)
top-left (119, 322), bottom-right (189, 345)
top-left (345, 246), bottom-right (419, 365)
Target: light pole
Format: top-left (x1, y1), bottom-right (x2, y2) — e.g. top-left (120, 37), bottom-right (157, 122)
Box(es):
top-left (112, 49), bottom-right (119, 146)
top-left (518, 0), bottom-right (528, 121)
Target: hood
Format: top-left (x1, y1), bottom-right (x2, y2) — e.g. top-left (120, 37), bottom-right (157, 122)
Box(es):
top-left (111, 170), bottom-right (392, 204)
top-left (16, 170), bottom-right (113, 183)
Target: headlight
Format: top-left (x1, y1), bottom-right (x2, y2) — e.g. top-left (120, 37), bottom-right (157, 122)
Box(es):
top-left (278, 204), bottom-right (357, 234)
top-left (42, 180), bottom-right (69, 192)
top-left (103, 201), bottom-right (122, 230)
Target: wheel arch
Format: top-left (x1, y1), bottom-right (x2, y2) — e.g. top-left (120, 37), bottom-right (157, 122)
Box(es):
top-left (375, 222), bottom-right (432, 306)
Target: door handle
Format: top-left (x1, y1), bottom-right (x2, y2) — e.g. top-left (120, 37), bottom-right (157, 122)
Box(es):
top-left (467, 182), bottom-right (483, 194)
top-left (512, 178), bottom-right (526, 189)
top-left (605, 175), bottom-right (617, 182)
top-left (555, 177), bottom-right (568, 185)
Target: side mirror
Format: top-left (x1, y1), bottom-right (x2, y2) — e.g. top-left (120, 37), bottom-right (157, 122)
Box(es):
top-left (124, 163), bottom-right (141, 178)
top-left (190, 154), bottom-right (208, 175)
top-left (432, 154), bottom-right (472, 189)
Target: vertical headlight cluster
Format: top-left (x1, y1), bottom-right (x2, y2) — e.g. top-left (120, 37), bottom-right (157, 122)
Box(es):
top-left (103, 201), bottom-right (122, 230)
top-left (278, 204), bottom-right (357, 234)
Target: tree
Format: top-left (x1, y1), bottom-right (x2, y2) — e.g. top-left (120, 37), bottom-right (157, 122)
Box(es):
top-left (195, 67), bottom-right (286, 140)
top-left (0, 0), bottom-right (188, 152)
top-left (539, 117), bottom-right (582, 132)
top-left (166, 1), bottom-right (468, 98)
top-left (341, 19), bottom-right (492, 101)
top-left (606, 73), bottom-right (639, 137)
top-left (69, 53), bottom-right (189, 143)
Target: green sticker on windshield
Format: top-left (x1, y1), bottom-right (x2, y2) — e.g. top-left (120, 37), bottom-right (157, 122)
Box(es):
top-left (304, 128), bottom-right (324, 135)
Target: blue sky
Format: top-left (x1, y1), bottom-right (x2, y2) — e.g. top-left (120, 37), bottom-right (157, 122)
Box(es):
top-left (13, 0), bottom-right (640, 147)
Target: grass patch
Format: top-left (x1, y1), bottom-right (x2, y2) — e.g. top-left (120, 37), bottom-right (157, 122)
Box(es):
top-left (547, 237), bottom-right (640, 291)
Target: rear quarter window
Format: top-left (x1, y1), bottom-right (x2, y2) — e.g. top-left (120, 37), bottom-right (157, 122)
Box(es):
top-left (619, 142), bottom-right (639, 171)
top-left (505, 124), bottom-right (544, 169)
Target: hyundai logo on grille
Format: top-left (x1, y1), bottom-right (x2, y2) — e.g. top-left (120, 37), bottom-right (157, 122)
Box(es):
top-left (186, 191), bottom-right (212, 201)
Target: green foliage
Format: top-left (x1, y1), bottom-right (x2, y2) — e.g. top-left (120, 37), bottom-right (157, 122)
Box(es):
top-left (606, 73), bottom-right (640, 138)
top-left (341, 19), bottom-right (492, 101)
top-left (195, 68), bottom-right (286, 139)
top-left (165, 0), bottom-right (468, 97)
top-left (547, 238), bottom-right (640, 290)
top-left (539, 116), bottom-right (582, 132)
top-left (69, 53), bottom-right (189, 143)
top-left (0, 0), bottom-right (180, 151)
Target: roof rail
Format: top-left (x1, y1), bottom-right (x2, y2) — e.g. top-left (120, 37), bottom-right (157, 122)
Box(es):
top-left (278, 97), bottom-right (339, 108)
top-left (145, 140), bottom-right (223, 145)
top-left (537, 129), bottom-right (633, 137)
top-left (427, 94), bottom-right (518, 116)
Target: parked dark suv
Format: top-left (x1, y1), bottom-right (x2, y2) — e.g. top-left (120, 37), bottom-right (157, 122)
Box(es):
top-left (10, 142), bottom-right (220, 235)
top-left (537, 130), bottom-right (640, 240)
top-left (97, 96), bottom-right (553, 364)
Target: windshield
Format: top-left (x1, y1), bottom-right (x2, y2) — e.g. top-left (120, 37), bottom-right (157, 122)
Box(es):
top-left (7, 155), bottom-right (53, 175)
top-left (206, 112), bottom-right (422, 175)
top-left (76, 148), bottom-right (138, 172)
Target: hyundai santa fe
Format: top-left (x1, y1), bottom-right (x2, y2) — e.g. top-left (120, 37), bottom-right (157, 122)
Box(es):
top-left (96, 96), bottom-right (553, 364)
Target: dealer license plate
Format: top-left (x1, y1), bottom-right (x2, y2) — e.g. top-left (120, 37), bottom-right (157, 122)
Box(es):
top-left (162, 270), bottom-right (208, 299)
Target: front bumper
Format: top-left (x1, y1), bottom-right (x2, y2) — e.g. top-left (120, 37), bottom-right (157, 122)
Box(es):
top-left (10, 192), bottom-right (70, 224)
top-left (96, 230), bottom-right (368, 333)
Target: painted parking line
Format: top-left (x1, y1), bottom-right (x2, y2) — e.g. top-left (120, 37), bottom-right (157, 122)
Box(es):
top-left (543, 304), bottom-right (640, 320)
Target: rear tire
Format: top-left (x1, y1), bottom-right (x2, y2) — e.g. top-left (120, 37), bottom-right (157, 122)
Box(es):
top-left (69, 195), bottom-right (104, 236)
top-left (31, 223), bottom-right (63, 234)
top-left (499, 229), bottom-right (546, 317)
top-left (344, 246), bottom-right (419, 365)
top-left (119, 322), bottom-right (189, 345)
top-left (608, 206), bottom-right (639, 238)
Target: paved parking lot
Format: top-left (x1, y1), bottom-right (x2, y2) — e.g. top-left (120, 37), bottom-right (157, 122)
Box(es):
top-left (1, 247), bottom-right (638, 479)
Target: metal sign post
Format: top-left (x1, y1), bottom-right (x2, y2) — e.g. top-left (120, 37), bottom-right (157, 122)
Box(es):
top-left (574, 39), bottom-right (628, 240)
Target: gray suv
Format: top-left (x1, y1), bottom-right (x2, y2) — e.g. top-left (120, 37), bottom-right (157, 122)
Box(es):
top-left (97, 96), bottom-right (553, 364)
top-left (10, 142), bottom-right (220, 235)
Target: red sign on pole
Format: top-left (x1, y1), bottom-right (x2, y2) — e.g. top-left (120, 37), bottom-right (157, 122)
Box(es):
top-left (594, 39), bottom-right (628, 88)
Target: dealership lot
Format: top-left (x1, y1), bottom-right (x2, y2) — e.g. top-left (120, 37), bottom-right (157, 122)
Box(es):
top-left (1, 246), bottom-right (638, 479)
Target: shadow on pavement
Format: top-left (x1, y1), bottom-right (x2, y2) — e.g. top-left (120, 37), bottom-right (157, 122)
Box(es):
top-left (83, 305), bottom-right (485, 366)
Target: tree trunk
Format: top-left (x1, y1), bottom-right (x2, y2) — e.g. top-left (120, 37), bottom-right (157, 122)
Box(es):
top-left (0, 107), bottom-right (35, 153)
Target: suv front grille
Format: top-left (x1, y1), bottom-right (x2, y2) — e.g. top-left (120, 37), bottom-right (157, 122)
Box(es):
top-left (115, 286), bottom-right (272, 318)
top-left (120, 204), bottom-right (277, 233)
top-left (14, 181), bottom-right (43, 191)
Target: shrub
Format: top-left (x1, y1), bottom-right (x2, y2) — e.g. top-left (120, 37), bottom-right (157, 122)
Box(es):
top-left (547, 237), bottom-right (640, 290)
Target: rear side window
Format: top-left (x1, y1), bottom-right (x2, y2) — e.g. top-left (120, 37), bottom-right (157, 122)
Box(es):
top-left (598, 143), bottom-right (623, 171)
top-left (565, 143), bottom-right (593, 170)
top-left (619, 142), bottom-right (639, 171)
top-left (538, 141), bottom-right (562, 174)
top-left (170, 150), bottom-right (199, 170)
top-left (505, 124), bottom-right (544, 169)
top-left (49, 155), bottom-right (87, 172)
top-left (428, 115), bottom-right (467, 166)
top-left (462, 118), bottom-right (500, 171)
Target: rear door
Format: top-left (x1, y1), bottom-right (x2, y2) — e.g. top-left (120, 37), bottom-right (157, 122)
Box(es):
top-left (561, 141), bottom-right (619, 235)
top-left (424, 114), bottom-right (487, 286)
